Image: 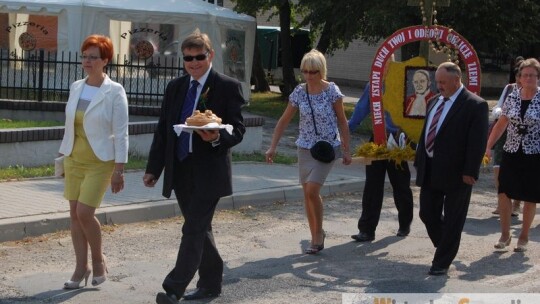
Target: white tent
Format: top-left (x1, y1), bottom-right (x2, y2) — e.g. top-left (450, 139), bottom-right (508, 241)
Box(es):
top-left (0, 0), bottom-right (256, 98)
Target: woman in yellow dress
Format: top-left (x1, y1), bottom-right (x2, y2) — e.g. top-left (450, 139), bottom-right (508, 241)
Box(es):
top-left (58, 34), bottom-right (129, 289)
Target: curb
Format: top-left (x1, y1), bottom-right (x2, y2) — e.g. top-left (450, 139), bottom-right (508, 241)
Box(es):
top-left (0, 179), bottom-right (364, 242)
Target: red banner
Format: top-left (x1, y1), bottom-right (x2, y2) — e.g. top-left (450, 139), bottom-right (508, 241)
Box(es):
top-left (370, 25), bottom-right (480, 144)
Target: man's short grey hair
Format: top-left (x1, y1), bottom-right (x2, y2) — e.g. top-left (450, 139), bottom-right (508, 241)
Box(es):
top-left (438, 62), bottom-right (462, 78)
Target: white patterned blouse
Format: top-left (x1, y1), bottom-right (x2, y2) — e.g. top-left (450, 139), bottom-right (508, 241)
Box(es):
top-left (502, 86), bottom-right (540, 154)
top-left (289, 82), bottom-right (344, 149)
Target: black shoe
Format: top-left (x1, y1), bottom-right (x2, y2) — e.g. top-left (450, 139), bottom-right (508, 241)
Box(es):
top-left (428, 266), bottom-right (448, 276)
top-left (351, 232), bottom-right (375, 242)
top-left (183, 288), bottom-right (221, 300)
top-left (305, 230), bottom-right (326, 254)
top-left (396, 228), bottom-right (410, 237)
top-left (156, 292), bottom-right (179, 304)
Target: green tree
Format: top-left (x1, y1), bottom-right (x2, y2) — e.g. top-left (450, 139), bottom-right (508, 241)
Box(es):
top-left (277, 0), bottom-right (297, 98)
top-left (298, 0), bottom-right (539, 59)
top-left (228, 0), bottom-right (270, 92)
top-left (231, 0), bottom-right (297, 98)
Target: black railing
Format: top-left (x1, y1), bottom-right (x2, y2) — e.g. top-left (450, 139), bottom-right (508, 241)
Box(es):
top-left (0, 49), bottom-right (184, 106)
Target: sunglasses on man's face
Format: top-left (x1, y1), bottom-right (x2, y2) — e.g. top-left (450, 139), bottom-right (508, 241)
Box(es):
top-left (301, 70), bottom-right (319, 75)
top-left (183, 52), bottom-right (209, 62)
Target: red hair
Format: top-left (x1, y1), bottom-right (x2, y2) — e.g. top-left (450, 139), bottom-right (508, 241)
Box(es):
top-left (81, 34), bottom-right (114, 62)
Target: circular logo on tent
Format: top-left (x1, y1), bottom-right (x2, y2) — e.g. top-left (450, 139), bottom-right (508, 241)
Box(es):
top-left (135, 40), bottom-right (155, 59)
top-left (18, 32), bottom-right (36, 51)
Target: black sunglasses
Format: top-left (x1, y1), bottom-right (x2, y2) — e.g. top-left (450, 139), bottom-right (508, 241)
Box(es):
top-left (183, 52), bottom-right (209, 62)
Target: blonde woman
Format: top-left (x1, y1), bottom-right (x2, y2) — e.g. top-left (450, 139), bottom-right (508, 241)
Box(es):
top-left (59, 34), bottom-right (128, 288)
top-left (266, 49), bottom-right (352, 254)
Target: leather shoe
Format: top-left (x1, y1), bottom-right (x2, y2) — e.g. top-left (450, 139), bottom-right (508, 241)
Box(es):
top-left (183, 288), bottom-right (221, 300)
top-left (351, 232), bottom-right (375, 242)
top-left (396, 228), bottom-right (410, 237)
top-left (156, 292), bottom-right (179, 304)
top-left (428, 266), bottom-right (448, 276)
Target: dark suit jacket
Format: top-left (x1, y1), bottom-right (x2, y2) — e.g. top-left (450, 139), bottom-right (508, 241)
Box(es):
top-left (145, 68), bottom-right (245, 199)
top-left (414, 88), bottom-right (488, 191)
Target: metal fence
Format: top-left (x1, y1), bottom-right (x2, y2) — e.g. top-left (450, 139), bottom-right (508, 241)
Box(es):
top-left (0, 49), bottom-right (184, 106)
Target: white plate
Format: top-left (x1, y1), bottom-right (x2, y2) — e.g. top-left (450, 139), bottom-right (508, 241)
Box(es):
top-left (173, 123), bottom-right (234, 136)
top-left (178, 124), bottom-right (222, 131)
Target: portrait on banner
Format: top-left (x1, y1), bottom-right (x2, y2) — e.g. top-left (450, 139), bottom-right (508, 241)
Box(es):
top-left (403, 66), bottom-right (437, 118)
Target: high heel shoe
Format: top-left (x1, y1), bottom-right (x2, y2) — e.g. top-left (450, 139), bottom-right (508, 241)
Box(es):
top-left (494, 236), bottom-right (511, 249)
top-left (64, 269), bottom-right (91, 289)
top-left (91, 256), bottom-right (109, 287)
top-left (305, 231), bottom-right (326, 254)
top-left (514, 240), bottom-right (528, 252)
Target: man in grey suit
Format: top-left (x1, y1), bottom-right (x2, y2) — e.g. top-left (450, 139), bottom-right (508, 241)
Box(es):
top-left (143, 30), bottom-right (245, 302)
top-left (414, 62), bottom-right (488, 276)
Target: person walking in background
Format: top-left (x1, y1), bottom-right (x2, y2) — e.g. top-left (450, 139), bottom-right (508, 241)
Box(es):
top-left (59, 34), bottom-right (129, 289)
top-left (486, 58), bottom-right (540, 253)
top-left (266, 49), bottom-right (352, 255)
top-left (143, 30), bottom-right (245, 303)
top-left (490, 68), bottom-right (522, 216)
top-left (414, 62), bottom-right (488, 276)
top-left (349, 56), bottom-right (414, 242)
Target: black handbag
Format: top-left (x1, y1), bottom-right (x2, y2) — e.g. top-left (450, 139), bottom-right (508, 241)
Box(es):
top-left (310, 140), bottom-right (335, 163)
top-left (305, 84), bottom-right (336, 163)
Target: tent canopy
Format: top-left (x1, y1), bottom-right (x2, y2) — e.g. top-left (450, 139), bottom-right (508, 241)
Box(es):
top-left (0, 0), bottom-right (256, 98)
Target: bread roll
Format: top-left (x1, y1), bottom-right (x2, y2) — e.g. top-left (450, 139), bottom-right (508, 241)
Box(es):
top-left (185, 110), bottom-right (222, 126)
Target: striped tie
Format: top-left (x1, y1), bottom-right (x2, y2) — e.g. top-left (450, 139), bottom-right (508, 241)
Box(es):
top-left (425, 98), bottom-right (448, 153)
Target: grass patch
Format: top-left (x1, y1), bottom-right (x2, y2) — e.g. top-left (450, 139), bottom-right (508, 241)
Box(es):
top-left (0, 152), bottom-right (296, 181)
top-left (244, 91), bottom-right (293, 121)
top-left (245, 91), bottom-right (372, 135)
top-left (0, 164), bottom-right (55, 180)
top-left (232, 151), bottom-right (296, 164)
top-left (0, 118), bottom-right (63, 129)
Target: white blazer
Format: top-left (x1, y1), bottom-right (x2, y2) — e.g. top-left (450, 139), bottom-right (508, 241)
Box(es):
top-left (59, 75), bottom-right (129, 163)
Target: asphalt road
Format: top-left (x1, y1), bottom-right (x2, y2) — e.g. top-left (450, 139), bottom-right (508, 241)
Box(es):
top-left (1, 171), bottom-right (539, 303)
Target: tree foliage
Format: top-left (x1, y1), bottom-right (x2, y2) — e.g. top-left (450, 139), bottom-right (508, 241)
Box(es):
top-left (230, 0), bottom-right (540, 96)
top-left (231, 0), bottom-right (297, 98)
top-left (298, 0), bottom-right (540, 57)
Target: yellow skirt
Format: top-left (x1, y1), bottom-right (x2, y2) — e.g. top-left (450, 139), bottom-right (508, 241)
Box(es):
top-left (64, 156), bottom-right (114, 208)
top-left (63, 110), bottom-right (115, 208)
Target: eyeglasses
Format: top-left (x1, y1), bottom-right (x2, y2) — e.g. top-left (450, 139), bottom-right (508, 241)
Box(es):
top-left (79, 55), bottom-right (101, 61)
top-left (520, 73), bottom-right (538, 78)
top-left (183, 52), bottom-right (209, 62)
top-left (301, 70), bottom-right (319, 75)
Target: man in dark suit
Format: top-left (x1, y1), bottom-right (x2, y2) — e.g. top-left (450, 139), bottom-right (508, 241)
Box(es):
top-left (143, 30), bottom-right (245, 303)
top-left (414, 62), bottom-right (488, 276)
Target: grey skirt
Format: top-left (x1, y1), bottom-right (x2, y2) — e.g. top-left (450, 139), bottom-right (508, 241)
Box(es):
top-left (297, 146), bottom-right (340, 185)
